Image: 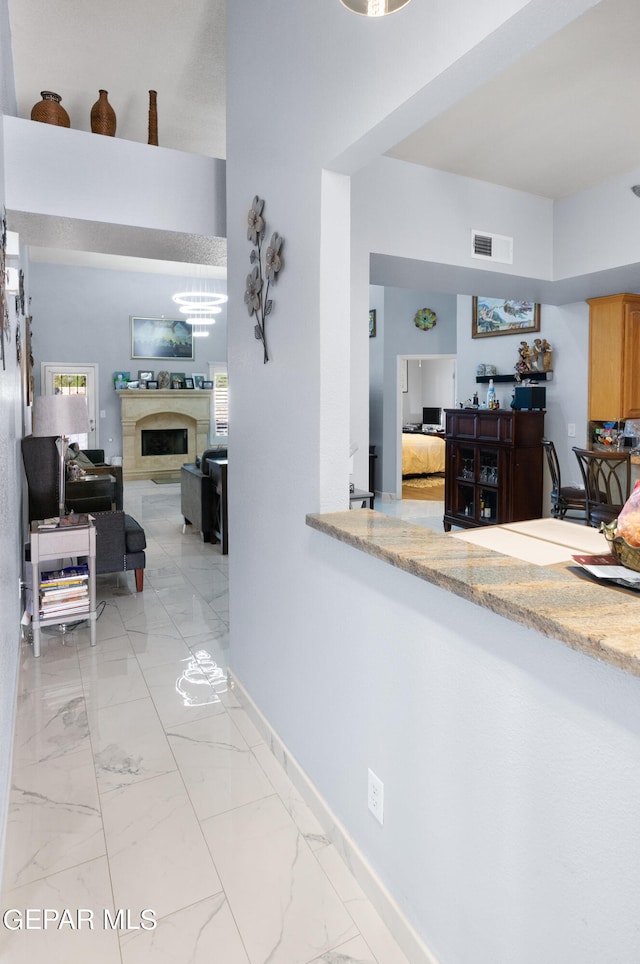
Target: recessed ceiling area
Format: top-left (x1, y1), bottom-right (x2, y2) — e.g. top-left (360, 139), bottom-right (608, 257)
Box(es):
top-left (386, 0), bottom-right (640, 200)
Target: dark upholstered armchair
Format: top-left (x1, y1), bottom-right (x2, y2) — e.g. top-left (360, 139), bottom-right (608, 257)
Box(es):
top-left (181, 446), bottom-right (227, 542)
top-left (21, 435), bottom-right (59, 522)
top-left (21, 436), bottom-right (146, 591)
top-left (92, 511), bottom-right (146, 591)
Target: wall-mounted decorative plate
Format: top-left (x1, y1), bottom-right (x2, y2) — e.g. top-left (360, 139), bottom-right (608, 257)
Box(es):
top-left (414, 307), bottom-right (436, 331)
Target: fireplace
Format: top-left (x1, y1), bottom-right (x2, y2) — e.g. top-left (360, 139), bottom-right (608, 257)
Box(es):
top-left (117, 389), bottom-right (211, 480)
top-left (141, 428), bottom-right (188, 457)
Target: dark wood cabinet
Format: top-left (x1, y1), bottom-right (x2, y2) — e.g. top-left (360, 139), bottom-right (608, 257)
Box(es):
top-left (443, 409), bottom-right (544, 531)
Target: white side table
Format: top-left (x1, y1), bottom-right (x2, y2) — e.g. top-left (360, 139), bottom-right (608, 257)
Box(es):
top-left (29, 519), bottom-right (97, 658)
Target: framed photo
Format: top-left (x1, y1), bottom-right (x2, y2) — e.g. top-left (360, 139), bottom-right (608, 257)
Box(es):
top-left (184, 377), bottom-right (194, 389)
top-left (138, 369), bottom-right (154, 383)
top-left (472, 297), bottom-right (540, 338)
top-left (113, 370), bottom-right (130, 389)
top-left (369, 309), bottom-right (376, 338)
top-left (146, 380), bottom-right (158, 389)
top-left (192, 373), bottom-right (205, 389)
top-left (170, 371), bottom-right (186, 388)
top-left (202, 379), bottom-right (213, 389)
top-left (130, 316), bottom-right (194, 360)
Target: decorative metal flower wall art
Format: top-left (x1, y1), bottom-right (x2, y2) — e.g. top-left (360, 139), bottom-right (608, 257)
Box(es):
top-left (245, 196), bottom-right (284, 363)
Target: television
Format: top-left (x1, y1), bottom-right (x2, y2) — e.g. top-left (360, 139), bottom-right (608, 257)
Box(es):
top-left (422, 406), bottom-right (441, 426)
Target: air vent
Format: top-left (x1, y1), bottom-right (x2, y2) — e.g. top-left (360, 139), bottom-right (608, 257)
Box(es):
top-left (471, 230), bottom-right (513, 265)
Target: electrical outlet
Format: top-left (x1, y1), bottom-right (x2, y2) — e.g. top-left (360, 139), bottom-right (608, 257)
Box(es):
top-left (568, 423), bottom-right (576, 437)
top-left (368, 768), bottom-right (384, 824)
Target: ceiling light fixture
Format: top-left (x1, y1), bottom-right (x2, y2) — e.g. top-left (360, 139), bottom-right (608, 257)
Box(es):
top-left (172, 292), bottom-right (227, 309)
top-left (184, 315), bottom-right (216, 326)
top-left (339, 0), bottom-right (412, 16)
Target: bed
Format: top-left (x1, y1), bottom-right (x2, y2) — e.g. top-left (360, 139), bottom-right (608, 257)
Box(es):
top-left (402, 432), bottom-right (445, 477)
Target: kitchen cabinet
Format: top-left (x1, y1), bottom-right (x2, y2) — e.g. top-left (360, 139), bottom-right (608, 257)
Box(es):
top-left (588, 293), bottom-right (640, 421)
top-left (443, 409), bottom-right (544, 531)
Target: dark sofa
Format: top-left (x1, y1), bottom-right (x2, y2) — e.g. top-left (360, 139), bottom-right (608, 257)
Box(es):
top-left (181, 447), bottom-right (227, 542)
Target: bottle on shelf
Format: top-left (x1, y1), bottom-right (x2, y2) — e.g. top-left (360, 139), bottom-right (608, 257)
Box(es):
top-left (487, 378), bottom-right (496, 409)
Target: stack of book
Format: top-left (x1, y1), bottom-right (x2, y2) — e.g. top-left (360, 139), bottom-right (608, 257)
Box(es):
top-left (39, 563), bottom-right (90, 620)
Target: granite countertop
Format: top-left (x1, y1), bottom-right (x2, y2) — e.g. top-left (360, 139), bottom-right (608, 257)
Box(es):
top-left (306, 511), bottom-right (640, 678)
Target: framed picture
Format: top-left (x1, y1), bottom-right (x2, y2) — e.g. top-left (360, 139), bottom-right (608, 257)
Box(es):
top-left (130, 316), bottom-right (194, 359)
top-left (472, 297), bottom-right (540, 338)
top-left (202, 379), bottom-right (213, 389)
top-left (170, 371), bottom-right (186, 388)
top-left (113, 370), bottom-right (130, 389)
top-left (369, 309), bottom-right (376, 338)
top-left (192, 373), bottom-right (205, 389)
top-left (184, 377), bottom-right (194, 389)
top-left (138, 369), bottom-right (154, 383)
top-left (146, 380), bottom-right (158, 389)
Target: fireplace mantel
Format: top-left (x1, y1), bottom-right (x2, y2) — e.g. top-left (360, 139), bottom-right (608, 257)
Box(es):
top-left (117, 389), bottom-right (212, 480)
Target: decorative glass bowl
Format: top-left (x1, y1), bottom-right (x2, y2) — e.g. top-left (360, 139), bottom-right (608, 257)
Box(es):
top-left (602, 523), bottom-right (640, 572)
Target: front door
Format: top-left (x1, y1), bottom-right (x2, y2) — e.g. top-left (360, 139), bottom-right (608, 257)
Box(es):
top-left (41, 362), bottom-right (99, 448)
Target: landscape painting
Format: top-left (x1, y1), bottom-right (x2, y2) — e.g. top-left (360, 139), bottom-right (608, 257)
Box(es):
top-left (130, 316), bottom-right (194, 359)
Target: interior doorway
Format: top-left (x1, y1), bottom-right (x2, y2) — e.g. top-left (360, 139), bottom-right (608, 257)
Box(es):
top-left (397, 354), bottom-right (456, 499)
top-left (41, 362), bottom-right (99, 448)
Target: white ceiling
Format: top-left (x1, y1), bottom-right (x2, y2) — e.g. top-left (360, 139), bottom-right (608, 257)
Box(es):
top-left (6, 0), bottom-right (640, 276)
top-left (387, 0), bottom-right (640, 200)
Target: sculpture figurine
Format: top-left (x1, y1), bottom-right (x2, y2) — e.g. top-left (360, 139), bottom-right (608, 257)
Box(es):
top-left (515, 338), bottom-right (552, 378)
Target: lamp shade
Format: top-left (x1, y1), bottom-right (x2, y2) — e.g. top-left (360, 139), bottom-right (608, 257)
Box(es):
top-left (339, 0), bottom-right (412, 15)
top-left (32, 394), bottom-right (90, 438)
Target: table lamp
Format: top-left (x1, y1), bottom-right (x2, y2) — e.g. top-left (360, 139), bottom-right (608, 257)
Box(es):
top-left (32, 394), bottom-right (90, 518)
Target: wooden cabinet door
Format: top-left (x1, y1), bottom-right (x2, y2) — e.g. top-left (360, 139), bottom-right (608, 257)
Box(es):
top-left (588, 294), bottom-right (640, 421)
top-left (622, 305), bottom-right (640, 418)
top-left (588, 298), bottom-right (624, 420)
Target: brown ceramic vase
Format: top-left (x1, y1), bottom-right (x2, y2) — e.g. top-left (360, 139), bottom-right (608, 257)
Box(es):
top-left (90, 90), bottom-right (116, 136)
top-left (30, 91), bottom-right (70, 127)
top-left (148, 90), bottom-right (158, 146)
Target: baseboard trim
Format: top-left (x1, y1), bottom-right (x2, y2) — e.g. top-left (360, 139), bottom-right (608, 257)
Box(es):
top-left (229, 670), bottom-right (440, 964)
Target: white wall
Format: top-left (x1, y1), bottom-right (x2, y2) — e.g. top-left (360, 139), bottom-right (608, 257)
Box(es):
top-left (554, 164), bottom-right (640, 279)
top-left (0, 26), bottom-right (26, 878)
top-left (226, 1), bottom-right (640, 961)
top-left (4, 116), bottom-right (226, 239)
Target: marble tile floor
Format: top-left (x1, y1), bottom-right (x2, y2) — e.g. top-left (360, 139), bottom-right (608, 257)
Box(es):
top-left (1, 481), bottom-right (411, 964)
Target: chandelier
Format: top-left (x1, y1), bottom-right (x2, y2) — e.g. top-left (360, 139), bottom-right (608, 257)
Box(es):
top-left (339, 0), bottom-right (412, 15)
